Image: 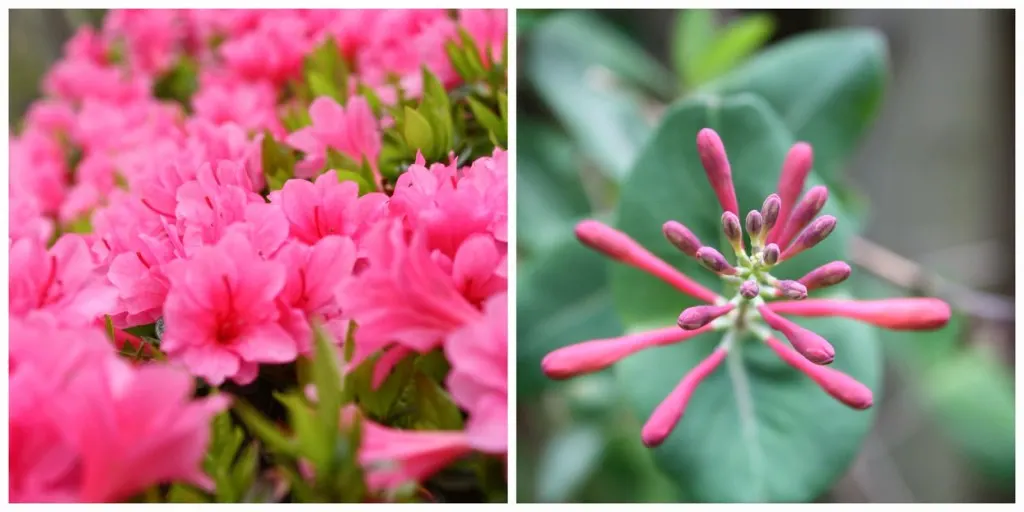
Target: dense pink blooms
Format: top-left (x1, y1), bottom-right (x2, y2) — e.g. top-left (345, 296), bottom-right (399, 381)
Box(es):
top-left (287, 96), bottom-right (381, 179)
top-left (276, 171), bottom-right (388, 245)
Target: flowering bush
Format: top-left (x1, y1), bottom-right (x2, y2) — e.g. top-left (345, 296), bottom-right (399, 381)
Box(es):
top-left (10, 9), bottom-right (508, 503)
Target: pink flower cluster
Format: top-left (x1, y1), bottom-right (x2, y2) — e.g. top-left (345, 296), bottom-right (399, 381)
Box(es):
top-left (10, 9), bottom-right (507, 502)
top-left (542, 128), bottom-right (951, 448)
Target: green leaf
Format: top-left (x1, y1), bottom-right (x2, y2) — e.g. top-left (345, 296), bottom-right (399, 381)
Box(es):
top-left (276, 391), bottom-right (328, 469)
top-left (308, 72), bottom-right (340, 103)
top-left (610, 94), bottom-right (880, 501)
top-left (701, 29), bottom-right (887, 186)
top-left (517, 236), bottom-right (622, 398)
top-left (153, 57), bottom-right (198, 106)
top-left (333, 169), bottom-right (374, 195)
top-left (311, 325), bottom-right (344, 449)
top-left (457, 27), bottom-right (489, 79)
top-left (687, 14), bottom-right (775, 87)
top-left (402, 106), bottom-right (435, 157)
top-left (673, 10), bottom-right (716, 87)
top-left (167, 484), bottom-right (210, 503)
top-left (535, 426), bottom-right (605, 502)
top-left (104, 315), bottom-right (116, 342)
top-left (353, 354), bottom-right (417, 421)
top-left (234, 400), bottom-right (298, 457)
top-left (466, 96), bottom-right (507, 147)
top-left (261, 131), bottom-right (297, 191)
top-left (526, 12), bottom-right (666, 181)
top-left (408, 373), bottom-right (464, 431)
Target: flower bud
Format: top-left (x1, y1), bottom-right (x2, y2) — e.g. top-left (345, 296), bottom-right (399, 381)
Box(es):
top-left (776, 280), bottom-right (808, 300)
top-left (721, 211), bottom-right (743, 248)
top-left (760, 194), bottom-right (781, 232)
top-left (739, 280), bottom-right (760, 299)
top-left (798, 261), bottom-right (852, 291)
top-left (575, 220), bottom-right (634, 262)
top-left (768, 143), bottom-right (814, 242)
top-left (696, 128), bottom-right (739, 215)
top-left (763, 336), bottom-right (872, 410)
top-left (677, 304), bottom-right (734, 330)
top-left (781, 215), bottom-right (837, 261)
top-left (762, 243), bottom-right (780, 266)
top-left (745, 210), bottom-right (764, 240)
top-left (662, 220), bottom-right (702, 258)
top-left (542, 326), bottom-right (708, 379)
top-left (777, 185), bottom-right (828, 248)
top-left (766, 297), bottom-right (952, 331)
top-left (758, 305), bottom-right (835, 365)
top-left (695, 246), bottom-right (737, 275)
top-left (642, 347), bottom-right (728, 447)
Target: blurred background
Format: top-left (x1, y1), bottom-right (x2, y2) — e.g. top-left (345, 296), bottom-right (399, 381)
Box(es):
top-left (516, 9), bottom-right (1014, 503)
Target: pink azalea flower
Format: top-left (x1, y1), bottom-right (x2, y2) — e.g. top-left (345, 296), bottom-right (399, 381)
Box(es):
top-left (161, 230), bottom-right (299, 385)
top-left (286, 96), bottom-right (381, 181)
top-left (458, 9), bottom-right (508, 66)
top-left (9, 234), bottom-right (119, 327)
top-left (174, 160), bottom-right (264, 253)
top-left (192, 75), bottom-right (285, 139)
top-left (276, 172), bottom-right (388, 246)
top-left (10, 129), bottom-right (68, 214)
top-left (219, 14), bottom-right (310, 85)
top-left (25, 99), bottom-right (77, 135)
top-left (445, 292), bottom-right (508, 454)
top-left (43, 58), bottom-right (150, 105)
top-left (103, 9), bottom-right (183, 76)
top-left (8, 194), bottom-right (55, 245)
top-left (359, 421), bottom-right (473, 493)
top-left (544, 128), bottom-right (952, 447)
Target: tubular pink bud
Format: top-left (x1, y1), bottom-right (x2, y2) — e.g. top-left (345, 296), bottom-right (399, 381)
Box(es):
top-left (758, 305), bottom-right (835, 365)
top-left (575, 220), bottom-right (719, 303)
top-left (740, 280), bottom-right (760, 299)
top-left (695, 246), bottom-right (737, 275)
top-left (762, 243), bottom-right (780, 266)
top-left (765, 298), bottom-right (952, 331)
top-left (763, 336), bottom-right (872, 410)
top-left (768, 142), bottom-right (814, 244)
top-left (696, 128), bottom-right (739, 215)
top-left (662, 220), bottom-right (702, 257)
top-left (641, 347), bottom-right (728, 447)
top-left (542, 325), bottom-right (713, 379)
top-left (721, 211), bottom-right (743, 248)
top-left (745, 210), bottom-right (764, 239)
top-left (761, 194), bottom-right (782, 233)
top-left (775, 280), bottom-right (808, 300)
top-left (798, 261), bottom-right (852, 291)
top-left (775, 185), bottom-right (829, 249)
top-left (781, 215), bottom-right (836, 261)
top-left (677, 304), bottom-right (734, 330)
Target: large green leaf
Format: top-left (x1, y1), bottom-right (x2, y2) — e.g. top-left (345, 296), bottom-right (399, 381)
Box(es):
top-left (526, 12), bottom-right (669, 181)
top-left (701, 29), bottom-right (887, 186)
top-left (517, 237), bottom-right (622, 398)
top-left (610, 94), bottom-right (881, 502)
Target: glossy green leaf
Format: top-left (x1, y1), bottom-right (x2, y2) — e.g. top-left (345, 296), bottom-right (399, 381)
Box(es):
top-left (402, 106), bottom-right (435, 157)
top-left (610, 94), bottom-right (880, 501)
top-left (467, 96), bottom-right (507, 147)
top-left (701, 29), bottom-right (887, 185)
top-left (687, 14), bottom-right (775, 87)
top-left (526, 12), bottom-right (665, 181)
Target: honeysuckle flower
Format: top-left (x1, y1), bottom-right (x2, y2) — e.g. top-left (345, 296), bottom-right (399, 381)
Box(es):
top-left (543, 128), bottom-right (952, 447)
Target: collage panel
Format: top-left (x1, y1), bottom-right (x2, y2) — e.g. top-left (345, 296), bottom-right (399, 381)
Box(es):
top-left (516, 8), bottom-right (1014, 504)
top-left (8, 8), bottom-right (508, 504)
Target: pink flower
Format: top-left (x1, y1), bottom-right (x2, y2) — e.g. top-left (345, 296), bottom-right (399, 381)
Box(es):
top-left (175, 160), bottom-right (264, 253)
top-left (161, 230), bottom-right (300, 385)
top-left (9, 234), bottom-right (118, 327)
top-left (336, 221), bottom-right (482, 369)
top-left (10, 128), bottom-right (68, 214)
top-left (219, 14), bottom-right (310, 85)
top-left (276, 172), bottom-right (388, 245)
top-left (192, 75), bottom-right (285, 139)
top-left (445, 292), bottom-right (508, 454)
top-left (8, 194), bottom-right (54, 245)
top-left (458, 9), bottom-right (508, 66)
top-left (103, 9), bottom-right (183, 76)
top-left (359, 421), bottom-right (472, 492)
top-left (544, 128), bottom-right (952, 447)
top-left (44, 58), bottom-right (150, 105)
top-left (286, 96), bottom-right (381, 180)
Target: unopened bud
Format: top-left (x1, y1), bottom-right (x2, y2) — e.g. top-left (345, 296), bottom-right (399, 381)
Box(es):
top-left (721, 212), bottom-right (742, 246)
top-left (662, 221), bottom-right (702, 258)
top-left (677, 304), bottom-right (734, 330)
top-left (739, 280), bottom-right (760, 299)
top-left (799, 261), bottom-right (852, 291)
top-left (761, 194), bottom-right (781, 232)
top-left (782, 215), bottom-right (837, 261)
top-left (696, 128), bottom-right (739, 215)
top-left (695, 246), bottom-right (737, 275)
top-left (762, 243), bottom-right (780, 266)
top-left (576, 220), bottom-right (633, 262)
top-left (777, 186), bottom-right (828, 248)
top-left (745, 210), bottom-right (764, 239)
top-left (776, 280), bottom-right (808, 300)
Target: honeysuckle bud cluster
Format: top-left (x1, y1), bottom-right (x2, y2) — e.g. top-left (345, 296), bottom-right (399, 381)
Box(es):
top-left (542, 128), bottom-right (952, 448)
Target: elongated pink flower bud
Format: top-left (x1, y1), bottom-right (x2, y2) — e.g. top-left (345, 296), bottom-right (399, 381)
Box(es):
top-left (677, 304), bottom-right (734, 330)
top-left (763, 336), bottom-right (872, 410)
top-left (775, 280), bottom-right (808, 300)
top-left (766, 298), bottom-right (952, 331)
top-left (798, 261), bottom-right (852, 291)
top-left (721, 211), bottom-right (743, 249)
top-left (781, 215), bottom-right (836, 261)
top-left (767, 142), bottom-right (814, 243)
top-left (762, 243), bottom-right (780, 266)
top-left (740, 280), bottom-right (760, 299)
top-left (662, 220), bottom-right (702, 257)
top-left (761, 194), bottom-right (781, 233)
top-left (641, 347), bottom-right (728, 447)
top-left (745, 210), bottom-right (764, 240)
top-left (576, 220), bottom-right (719, 303)
top-left (758, 305), bottom-right (835, 364)
top-left (696, 128), bottom-right (739, 215)
top-left (695, 246), bottom-right (737, 275)
top-left (776, 185), bottom-right (828, 249)
top-left (542, 325), bottom-right (713, 379)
